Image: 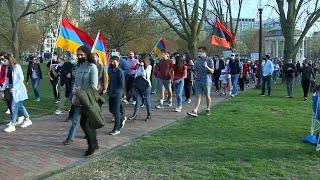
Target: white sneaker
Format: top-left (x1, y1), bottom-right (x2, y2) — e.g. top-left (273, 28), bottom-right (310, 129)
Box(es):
top-left (6, 121), bottom-right (16, 126)
top-left (122, 99), bottom-right (129, 104)
top-left (20, 119), bottom-right (32, 128)
top-left (55, 110), bottom-right (62, 115)
top-left (175, 107), bottom-right (182, 112)
top-left (5, 109), bottom-right (10, 114)
top-left (17, 116), bottom-right (24, 125)
top-left (167, 102), bottom-right (172, 107)
top-left (187, 99), bottom-right (192, 104)
top-left (4, 124), bottom-right (16, 132)
top-left (132, 101), bottom-right (136, 105)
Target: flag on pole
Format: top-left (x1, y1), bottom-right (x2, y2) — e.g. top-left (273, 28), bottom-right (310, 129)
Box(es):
top-left (91, 30), bottom-right (109, 69)
top-left (55, 17), bottom-right (94, 53)
top-left (152, 37), bottom-right (166, 58)
top-left (210, 18), bottom-right (235, 49)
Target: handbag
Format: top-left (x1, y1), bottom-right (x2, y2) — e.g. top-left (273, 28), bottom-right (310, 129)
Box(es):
top-left (4, 89), bottom-right (12, 102)
top-left (133, 76), bottom-right (149, 91)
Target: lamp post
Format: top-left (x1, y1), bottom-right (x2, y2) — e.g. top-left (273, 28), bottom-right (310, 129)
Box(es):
top-left (256, 4), bottom-right (263, 88)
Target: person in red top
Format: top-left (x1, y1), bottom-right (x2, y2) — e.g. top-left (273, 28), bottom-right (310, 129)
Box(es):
top-left (154, 52), bottom-right (174, 109)
top-left (172, 55), bottom-right (187, 112)
top-left (242, 60), bottom-right (250, 88)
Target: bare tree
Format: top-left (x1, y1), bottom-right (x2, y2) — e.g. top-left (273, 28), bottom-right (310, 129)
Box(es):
top-left (208, 0), bottom-right (244, 48)
top-left (145, 0), bottom-right (207, 55)
top-left (275, 0), bottom-right (320, 61)
top-left (5, 0), bottom-right (59, 60)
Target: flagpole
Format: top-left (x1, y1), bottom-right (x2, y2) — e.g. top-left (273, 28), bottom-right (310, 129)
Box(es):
top-left (92, 30), bottom-right (100, 53)
top-left (51, 15), bottom-right (62, 66)
top-left (151, 37), bottom-right (162, 53)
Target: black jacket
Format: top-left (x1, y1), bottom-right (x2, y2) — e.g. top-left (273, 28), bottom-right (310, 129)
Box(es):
top-left (301, 65), bottom-right (315, 81)
top-left (26, 63), bottom-right (42, 82)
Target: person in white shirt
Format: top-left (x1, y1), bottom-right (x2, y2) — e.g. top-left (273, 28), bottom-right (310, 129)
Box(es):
top-left (219, 69), bottom-right (228, 95)
top-left (272, 60), bottom-right (280, 84)
top-left (129, 53), bottom-right (152, 121)
top-left (2, 54), bottom-right (32, 133)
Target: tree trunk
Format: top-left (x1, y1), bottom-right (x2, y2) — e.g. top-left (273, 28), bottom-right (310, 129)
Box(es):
top-left (283, 29), bottom-right (295, 62)
top-left (187, 38), bottom-right (198, 58)
top-left (11, 21), bottom-right (20, 60)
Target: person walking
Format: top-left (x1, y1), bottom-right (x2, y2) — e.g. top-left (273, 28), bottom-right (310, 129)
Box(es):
top-left (92, 53), bottom-right (108, 95)
top-left (47, 52), bottom-right (60, 103)
top-left (272, 60), bottom-right (280, 84)
top-left (284, 59), bottom-right (296, 98)
top-left (154, 52), bottom-right (174, 108)
top-left (295, 61), bottom-right (302, 85)
top-left (213, 56), bottom-right (225, 92)
top-left (129, 53), bottom-right (152, 121)
top-left (63, 46), bottom-right (99, 151)
top-left (227, 53), bottom-right (242, 97)
top-left (108, 55), bottom-right (126, 135)
top-left (260, 55), bottom-right (274, 97)
top-left (187, 46), bottom-right (214, 117)
top-left (2, 54), bottom-right (32, 133)
top-left (172, 55), bottom-right (187, 112)
top-left (26, 56), bottom-right (42, 102)
top-left (184, 54), bottom-right (195, 104)
top-left (124, 51), bottom-right (139, 105)
top-left (301, 60), bottom-right (315, 101)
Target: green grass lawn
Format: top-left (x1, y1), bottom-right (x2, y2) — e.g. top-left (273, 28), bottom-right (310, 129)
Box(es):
top-left (45, 83), bottom-right (320, 179)
top-left (0, 63), bottom-right (58, 123)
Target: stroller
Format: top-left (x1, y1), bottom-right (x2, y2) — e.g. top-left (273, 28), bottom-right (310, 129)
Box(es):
top-left (303, 92), bottom-right (320, 151)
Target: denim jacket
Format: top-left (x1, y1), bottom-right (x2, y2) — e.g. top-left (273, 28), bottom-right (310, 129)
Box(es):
top-left (73, 62), bottom-right (98, 93)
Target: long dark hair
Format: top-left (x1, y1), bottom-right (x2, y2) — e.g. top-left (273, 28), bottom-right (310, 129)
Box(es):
top-left (140, 52), bottom-right (150, 69)
top-left (175, 55), bottom-right (185, 72)
top-left (77, 45), bottom-right (96, 64)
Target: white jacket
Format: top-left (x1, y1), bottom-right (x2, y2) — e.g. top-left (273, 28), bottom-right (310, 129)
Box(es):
top-left (1, 64), bottom-right (28, 103)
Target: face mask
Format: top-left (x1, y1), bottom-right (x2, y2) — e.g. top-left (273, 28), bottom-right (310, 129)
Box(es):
top-left (2, 60), bottom-right (8, 65)
top-left (198, 52), bottom-right (206, 58)
top-left (78, 57), bottom-right (86, 63)
top-left (70, 59), bottom-right (77, 64)
top-left (161, 54), bottom-right (169, 60)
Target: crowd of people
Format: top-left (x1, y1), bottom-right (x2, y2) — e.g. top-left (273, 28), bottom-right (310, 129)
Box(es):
top-left (0, 45), bottom-right (317, 156)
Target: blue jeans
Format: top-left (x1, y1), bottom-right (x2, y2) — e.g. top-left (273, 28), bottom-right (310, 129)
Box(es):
top-left (287, 78), bottom-right (294, 97)
top-left (31, 78), bottom-right (40, 99)
top-left (134, 87), bottom-right (151, 115)
top-left (231, 74), bottom-right (239, 95)
top-left (173, 80), bottom-right (184, 107)
top-left (67, 106), bottom-right (80, 140)
top-left (11, 101), bottom-right (29, 123)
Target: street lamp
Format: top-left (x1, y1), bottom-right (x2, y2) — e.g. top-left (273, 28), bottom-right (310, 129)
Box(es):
top-left (256, 1), bottom-right (263, 88)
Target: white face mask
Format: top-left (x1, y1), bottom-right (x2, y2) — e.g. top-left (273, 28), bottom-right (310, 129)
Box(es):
top-left (198, 52), bottom-right (206, 58)
top-left (2, 60), bottom-right (8, 65)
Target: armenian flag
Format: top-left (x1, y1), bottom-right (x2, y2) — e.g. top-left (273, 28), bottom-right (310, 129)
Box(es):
top-left (210, 18), bottom-right (235, 49)
top-left (91, 30), bottom-right (109, 69)
top-left (152, 37), bottom-right (166, 58)
top-left (55, 17), bottom-right (94, 53)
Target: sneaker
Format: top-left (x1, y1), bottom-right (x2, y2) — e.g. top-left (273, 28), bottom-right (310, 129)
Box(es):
top-left (167, 101), bottom-right (172, 107)
top-left (155, 104), bottom-right (164, 109)
top-left (132, 101), bottom-right (136, 105)
top-left (121, 117), bottom-right (127, 128)
top-left (304, 97), bottom-right (308, 101)
top-left (4, 124), bottom-right (15, 133)
top-left (141, 104), bottom-right (145, 108)
top-left (5, 109), bottom-right (10, 114)
top-left (187, 110), bottom-right (198, 117)
top-left (20, 119), bottom-right (32, 128)
top-left (109, 130), bottom-right (120, 135)
top-left (187, 99), bottom-right (192, 104)
top-left (122, 99), bottom-right (129, 104)
top-left (17, 116), bottom-right (24, 125)
top-left (55, 110), bottom-right (62, 115)
top-left (260, 94), bottom-right (265, 97)
top-left (6, 121), bottom-right (16, 126)
top-left (35, 98), bottom-right (40, 102)
top-left (231, 94), bottom-right (235, 97)
top-left (206, 109), bottom-right (211, 116)
top-left (175, 107), bottom-right (182, 112)
top-left (63, 139), bottom-right (73, 145)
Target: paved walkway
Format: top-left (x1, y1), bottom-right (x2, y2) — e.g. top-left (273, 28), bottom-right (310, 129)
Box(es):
top-left (0, 91), bottom-right (229, 180)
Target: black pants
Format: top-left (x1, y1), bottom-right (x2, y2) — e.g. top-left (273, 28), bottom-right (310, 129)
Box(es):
top-left (50, 78), bottom-right (60, 100)
top-left (239, 76), bottom-right (245, 91)
top-left (302, 79), bottom-right (311, 98)
top-left (126, 75), bottom-right (136, 102)
top-left (213, 72), bottom-right (221, 91)
top-left (184, 78), bottom-right (192, 100)
top-left (80, 113), bottom-right (97, 151)
top-left (109, 92), bottom-right (125, 131)
top-left (261, 75), bottom-right (271, 95)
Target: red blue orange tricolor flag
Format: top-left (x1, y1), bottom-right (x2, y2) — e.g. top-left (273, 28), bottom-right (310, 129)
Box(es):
top-left (152, 37), bottom-right (166, 58)
top-left (55, 17), bottom-right (94, 53)
top-left (91, 30), bottom-right (109, 69)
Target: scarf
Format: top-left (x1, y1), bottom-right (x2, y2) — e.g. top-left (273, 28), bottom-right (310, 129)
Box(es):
top-left (0, 65), bottom-right (6, 86)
